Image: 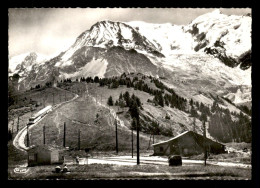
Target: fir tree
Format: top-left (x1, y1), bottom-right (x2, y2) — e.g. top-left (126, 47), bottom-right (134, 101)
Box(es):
top-left (107, 96), bottom-right (114, 106)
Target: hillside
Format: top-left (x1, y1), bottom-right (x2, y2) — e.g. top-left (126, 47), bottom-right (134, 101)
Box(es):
top-left (9, 75), bottom-right (251, 157)
top-left (8, 86), bottom-right (75, 134)
top-left (27, 81), bottom-right (169, 152)
top-left (46, 73), bottom-right (251, 145)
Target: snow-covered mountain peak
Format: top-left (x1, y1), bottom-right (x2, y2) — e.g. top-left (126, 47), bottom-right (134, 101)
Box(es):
top-left (9, 11), bottom-right (251, 104)
top-left (60, 20), bottom-right (162, 62)
top-left (182, 9), bottom-right (251, 59)
top-left (211, 9), bottom-right (222, 14)
top-left (9, 52), bottom-right (49, 75)
top-left (191, 9), bottom-right (225, 24)
top-left (127, 21), bottom-right (195, 55)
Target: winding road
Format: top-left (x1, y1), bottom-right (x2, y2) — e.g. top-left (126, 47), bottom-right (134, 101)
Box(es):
top-left (13, 87), bottom-right (79, 152)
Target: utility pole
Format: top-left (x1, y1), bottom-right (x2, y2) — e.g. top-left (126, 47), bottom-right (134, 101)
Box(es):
top-left (78, 129), bottom-right (80, 150)
top-left (137, 119), bottom-right (140, 165)
top-left (153, 133), bottom-right (154, 144)
top-left (43, 125), bottom-right (45, 145)
top-left (52, 93), bottom-right (54, 105)
top-left (147, 134), bottom-right (152, 150)
top-left (65, 91), bottom-right (67, 101)
top-left (27, 124), bottom-right (30, 147)
top-left (115, 120), bottom-right (118, 154)
top-left (30, 106), bottom-right (33, 117)
top-left (193, 117), bottom-right (196, 132)
top-left (60, 94), bottom-right (61, 102)
top-left (17, 116), bottom-right (19, 133)
top-left (12, 119), bottom-right (14, 135)
top-left (63, 122), bottom-right (66, 147)
top-left (131, 128), bottom-right (134, 158)
top-left (203, 120), bottom-right (207, 166)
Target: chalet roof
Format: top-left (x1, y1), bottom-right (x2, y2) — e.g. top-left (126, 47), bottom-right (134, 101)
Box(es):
top-left (152, 131), bottom-right (224, 147)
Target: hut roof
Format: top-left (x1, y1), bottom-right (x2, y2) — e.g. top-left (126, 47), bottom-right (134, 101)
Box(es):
top-left (27, 144), bottom-right (64, 152)
top-left (152, 131), bottom-right (224, 147)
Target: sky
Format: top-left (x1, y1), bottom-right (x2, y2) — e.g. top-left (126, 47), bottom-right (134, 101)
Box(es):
top-left (8, 8), bottom-right (251, 58)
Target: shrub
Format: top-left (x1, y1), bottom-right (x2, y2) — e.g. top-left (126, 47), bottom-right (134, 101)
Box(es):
top-left (168, 155), bottom-right (182, 166)
top-left (165, 115), bottom-right (170, 120)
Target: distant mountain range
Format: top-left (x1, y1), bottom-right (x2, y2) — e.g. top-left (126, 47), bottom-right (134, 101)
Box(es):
top-left (8, 9), bottom-right (251, 105)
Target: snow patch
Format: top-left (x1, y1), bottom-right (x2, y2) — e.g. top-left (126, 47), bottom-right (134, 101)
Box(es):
top-left (193, 94), bottom-right (213, 106)
top-left (60, 58), bottom-right (108, 79)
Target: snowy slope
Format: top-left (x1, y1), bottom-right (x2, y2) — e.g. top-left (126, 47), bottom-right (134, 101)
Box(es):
top-left (184, 9), bottom-right (251, 58)
top-left (59, 58), bottom-right (108, 79)
top-left (9, 53), bottom-right (30, 73)
top-left (9, 52), bottom-right (49, 75)
top-left (60, 20), bottom-right (161, 64)
top-left (128, 9), bottom-right (251, 59)
top-left (127, 21), bottom-right (195, 56)
top-left (224, 86), bottom-right (251, 104)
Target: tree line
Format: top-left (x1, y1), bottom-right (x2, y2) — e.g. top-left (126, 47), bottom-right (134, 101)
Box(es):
top-left (208, 101), bottom-right (251, 143)
top-left (58, 73), bottom-right (251, 143)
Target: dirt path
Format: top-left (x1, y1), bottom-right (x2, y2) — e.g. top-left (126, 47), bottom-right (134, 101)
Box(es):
top-left (53, 110), bottom-right (62, 141)
top-left (70, 155), bottom-right (251, 169)
top-left (13, 87), bottom-right (79, 152)
top-left (85, 85), bottom-right (151, 141)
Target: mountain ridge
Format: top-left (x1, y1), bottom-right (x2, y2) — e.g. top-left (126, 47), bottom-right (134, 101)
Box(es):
top-left (8, 10), bottom-right (251, 105)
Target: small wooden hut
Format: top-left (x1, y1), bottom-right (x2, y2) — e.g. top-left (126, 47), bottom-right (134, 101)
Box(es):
top-left (152, 131), bottom-right (226, 156)
top-left (27, 145), bottom-right (64, 167)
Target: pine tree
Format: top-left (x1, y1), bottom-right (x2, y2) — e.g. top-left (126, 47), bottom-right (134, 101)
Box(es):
top-left (111, 80), bottom-right (119, 88)
top-left (94, 76), bottom-right (99, 83)
top-left (131, 118), bottom-right (138, 130)
top-left (119, 92), bottom-right (123, 100)
top-left (129, 100), bottom-right (139, 121)
top-left (190, 106), bottom-right (198, 118)
top-left (107, 96), bottom-right (114, 106)
top-left (190, 98), bottom-right (194, 106)
top-left (123, 91), bottom-right (130, 107)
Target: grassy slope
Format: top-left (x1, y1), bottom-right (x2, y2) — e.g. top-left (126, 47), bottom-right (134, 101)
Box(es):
top-left (85, 82), bottom-right (204, 136)
top-left (8, 163), bottom-right (251, 180)
top-left (8, 141), bottom-right (27, 167)
top-left (8, 87), bottom-right (75, 147)
top-left (29, 88), bottom-right (159, 152)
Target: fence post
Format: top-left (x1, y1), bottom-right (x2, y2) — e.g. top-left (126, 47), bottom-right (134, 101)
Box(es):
top-left (115, 120), bottom-right (118, 154)
top-left (43, 125), bottom-right (45, 145)
top-left (132, 129), bottom-right (133, 158)
top-left (17, 116), bottom-right (19, 133)
top-left (78, 129), bottom-right (80, 150)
